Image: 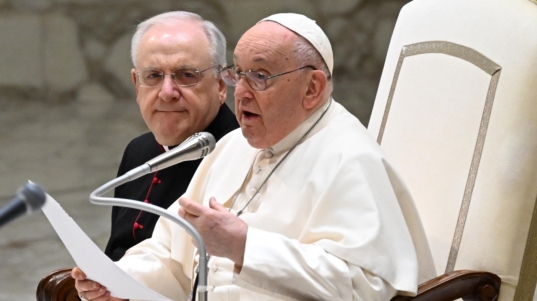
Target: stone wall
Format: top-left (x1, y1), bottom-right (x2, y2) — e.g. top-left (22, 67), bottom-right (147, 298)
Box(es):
top-left (0, 0), bottom-right (409, 125)
top-left (0, 2), bottom-right (411, 299)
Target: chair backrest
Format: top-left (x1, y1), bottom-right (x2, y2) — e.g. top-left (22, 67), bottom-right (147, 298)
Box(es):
top-left (367, 0), bottom-right (537, 300)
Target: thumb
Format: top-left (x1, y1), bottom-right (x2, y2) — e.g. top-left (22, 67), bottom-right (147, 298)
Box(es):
top-left (209, 197), bottom-right (227, 212)
top-left (71, 267), bottom-right (86, 280)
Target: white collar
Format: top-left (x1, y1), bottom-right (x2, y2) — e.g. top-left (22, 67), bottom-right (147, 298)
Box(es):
top-left (268, 98), bottom-right (332, 155)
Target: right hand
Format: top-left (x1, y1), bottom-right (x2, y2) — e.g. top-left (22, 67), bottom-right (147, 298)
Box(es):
top-left (71, 267), bottom-right (125, 301)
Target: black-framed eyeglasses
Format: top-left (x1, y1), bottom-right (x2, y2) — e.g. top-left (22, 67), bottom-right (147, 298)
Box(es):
top-left (220, 65), bottom-right (315, 91)
top-left (135, 65), bottom-right (219, 87)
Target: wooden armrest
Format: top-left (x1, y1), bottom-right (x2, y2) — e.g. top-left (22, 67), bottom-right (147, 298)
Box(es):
top-left (36, 268), bottom-right (79, 301)
top-left (37, 268), bottom-right (499, 301)
top-left (391, 270), bottom-right (501, 301)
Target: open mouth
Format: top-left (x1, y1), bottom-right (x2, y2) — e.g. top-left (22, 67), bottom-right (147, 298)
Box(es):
top-left (242, 110), bottom-right (259, 118)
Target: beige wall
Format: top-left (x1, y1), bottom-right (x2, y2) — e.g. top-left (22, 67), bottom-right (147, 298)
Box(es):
top-left (0, 0), bottom-right (409, 125)
top-left (0, 1), bottom-right (410, 299)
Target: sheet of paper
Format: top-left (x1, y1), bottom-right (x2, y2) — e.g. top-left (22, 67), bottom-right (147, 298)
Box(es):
top-left (41, 192), bottom-right (172, 301)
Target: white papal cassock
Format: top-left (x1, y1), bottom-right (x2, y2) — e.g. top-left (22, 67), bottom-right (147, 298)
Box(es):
top-left (116, 99), bottom-right (436, 301)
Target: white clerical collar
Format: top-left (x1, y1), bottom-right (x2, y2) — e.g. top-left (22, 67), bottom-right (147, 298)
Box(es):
top-left (268, 98), bottom-right (333, 155)
top-left (162, 145), bottom-right (170, 152)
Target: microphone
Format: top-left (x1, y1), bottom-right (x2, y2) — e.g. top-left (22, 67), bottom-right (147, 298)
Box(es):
top-left (89, 132), bottom-right (216, 301)
top-left (123, 132), bottom-right (216, 182)
top-left (0, 182), bottom-right (46, 228)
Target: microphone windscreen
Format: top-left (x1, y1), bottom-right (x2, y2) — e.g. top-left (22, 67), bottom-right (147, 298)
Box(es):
top-left (19, 182), bottom-right (46, 213)
top-left (146, 132), bottom-right (216, 172)
top-left (187, 132), bottom-right (215, 157)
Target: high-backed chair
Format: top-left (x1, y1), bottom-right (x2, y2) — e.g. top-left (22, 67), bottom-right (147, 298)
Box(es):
top-left (368, 0), bottom-right (537, 300)
top-left (37, 0), bottom-right (537, 300)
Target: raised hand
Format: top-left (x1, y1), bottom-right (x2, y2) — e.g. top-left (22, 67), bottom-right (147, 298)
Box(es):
top-left (178, 196), bottom-right (248, 267)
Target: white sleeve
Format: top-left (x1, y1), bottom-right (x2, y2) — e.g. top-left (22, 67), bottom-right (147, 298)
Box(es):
top-left (233, 227), bottom-right (396, 301)
top-left (115, 203), bottom-right (192, 301)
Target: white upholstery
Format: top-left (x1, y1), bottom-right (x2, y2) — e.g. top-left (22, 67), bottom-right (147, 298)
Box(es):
top-left (367, 0), bottom-right (537, 300)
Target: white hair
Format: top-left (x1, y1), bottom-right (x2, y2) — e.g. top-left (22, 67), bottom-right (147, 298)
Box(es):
top-left (293, 36), bottom-right (333, 95)
top-left (131, 11), bottom-right (226, 74)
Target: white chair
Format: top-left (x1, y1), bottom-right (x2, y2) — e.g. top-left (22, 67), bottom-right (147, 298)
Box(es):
top-left (368, 0), bottom-right (537, 300)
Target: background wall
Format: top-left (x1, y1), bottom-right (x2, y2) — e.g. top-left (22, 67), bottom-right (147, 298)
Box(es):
top-left (0, 0), bottom-right (408, 122)
top-left (0, 0), bottom-right (408, 300)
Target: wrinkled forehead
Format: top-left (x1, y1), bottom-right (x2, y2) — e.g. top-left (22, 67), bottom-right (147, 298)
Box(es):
top-left (234, 21), bottom-right (299, 67)
top-left (137, 20), bottom-right (211, 67)
top-left (142, 19), bottom-right (208, 44)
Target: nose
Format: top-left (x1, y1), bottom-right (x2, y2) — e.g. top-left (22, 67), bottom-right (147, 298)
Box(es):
top-left (233, 76), bottom-right (254, 101)
top-left (158, 74), bottom-right (180, 102)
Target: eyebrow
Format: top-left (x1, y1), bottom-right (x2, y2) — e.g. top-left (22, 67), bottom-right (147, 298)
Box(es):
top-left (252, 56), bottom-right (268, 63)
top-left (232, 54), bottom-right (269, 64)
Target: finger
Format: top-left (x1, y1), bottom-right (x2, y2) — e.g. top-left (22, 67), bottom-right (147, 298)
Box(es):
top-left (178, 197), bottom-right (204, 216)
top-left (179, 206), bottom-right (196, 226)
top-left (71, 267), bottom-right (86, 280)
top-left (97, 295), bottom-right (125, 301)
top-left (178, 203), bottom-right (195, 219)
top-left (178, 207), bottom-right (186, 218)
top-left (85, 286), bottom-right (110, 301)
top-left (75, 280), bottom-right (99, 293)
top-left (208, 197), bottom-right (227, 212)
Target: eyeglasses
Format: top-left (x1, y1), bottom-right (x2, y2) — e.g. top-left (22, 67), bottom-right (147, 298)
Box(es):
top-left (220, 65), bottom-right (315, 91)
top-left (135, 65), bottom-right (218, 87)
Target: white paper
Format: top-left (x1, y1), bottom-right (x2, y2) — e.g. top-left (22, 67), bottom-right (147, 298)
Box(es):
top-left (41, 192), bottom-right (172, 301)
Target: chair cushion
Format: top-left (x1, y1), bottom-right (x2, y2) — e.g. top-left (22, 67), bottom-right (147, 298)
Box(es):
top-left (367, 0), bottom-right (537, 299)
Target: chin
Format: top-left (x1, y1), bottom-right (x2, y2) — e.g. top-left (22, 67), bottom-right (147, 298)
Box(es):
top-left (242, 127), bottom-right (271, 149)
top-left (153, 133), bottom-right (183, 147)
top-left (153, 125), bottom-right (190, 144)
top-left (244, 135), bottom-right (268, 149)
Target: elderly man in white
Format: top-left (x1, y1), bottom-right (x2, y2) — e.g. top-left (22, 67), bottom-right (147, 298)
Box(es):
top-left (73, 13), bottom-right (435, 301)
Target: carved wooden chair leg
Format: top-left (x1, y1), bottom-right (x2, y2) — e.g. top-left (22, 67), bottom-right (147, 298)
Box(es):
top-left (36, 268), bottom-right (79, 301)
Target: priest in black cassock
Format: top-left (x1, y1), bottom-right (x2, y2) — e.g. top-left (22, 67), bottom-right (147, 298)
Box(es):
top-left (104, 11), bottom-right (238, 261)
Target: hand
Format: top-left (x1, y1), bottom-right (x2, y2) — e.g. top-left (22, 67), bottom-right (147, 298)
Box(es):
top-left (71, 267), bottom-right (125, 301)
top-left (179, 197), bottom-right (248, 266)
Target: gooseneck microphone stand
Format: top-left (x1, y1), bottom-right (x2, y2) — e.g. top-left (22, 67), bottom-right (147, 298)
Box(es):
top-left (90, 132), bottom-right (215, 301)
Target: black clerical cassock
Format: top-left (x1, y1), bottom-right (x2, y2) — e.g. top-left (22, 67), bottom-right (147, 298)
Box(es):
top-left (104, 104), bottom-right (238, 261)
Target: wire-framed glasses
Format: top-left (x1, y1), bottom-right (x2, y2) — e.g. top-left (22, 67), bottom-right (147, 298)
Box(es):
top-left (220, 65), bottom-right (315, 91)
top-left (135, 65), bottom-right (219, 87)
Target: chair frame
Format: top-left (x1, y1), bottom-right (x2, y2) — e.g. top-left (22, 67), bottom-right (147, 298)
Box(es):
top-left (36, 268), bottom-right (79, 301)
top-left (392, 270), bottom-right (501, 301)
top-left (36, 268), bottom-right (500, 301)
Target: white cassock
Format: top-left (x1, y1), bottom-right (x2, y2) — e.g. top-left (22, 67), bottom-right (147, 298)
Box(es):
top-left (117, 99), bottom-right (436, 301)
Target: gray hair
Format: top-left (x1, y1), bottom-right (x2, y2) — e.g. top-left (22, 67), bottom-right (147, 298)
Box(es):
top-left (131, 11), bottom-right (226, 74)
top-left (293, 36), bottom-right (333, 95)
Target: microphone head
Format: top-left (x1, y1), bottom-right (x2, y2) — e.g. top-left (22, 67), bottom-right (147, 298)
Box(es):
top-left (17, 183), bottom-right (46, 214)
top-left (181, 132), bottom-right (216, 158)
top-left (145, 132), bottom-right (216, 173)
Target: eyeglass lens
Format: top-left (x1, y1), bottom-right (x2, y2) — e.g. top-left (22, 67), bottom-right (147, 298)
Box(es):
top-left (220, 68), bottom-right (266, 90)
top-left (139, 68), bottom-right (202, 87)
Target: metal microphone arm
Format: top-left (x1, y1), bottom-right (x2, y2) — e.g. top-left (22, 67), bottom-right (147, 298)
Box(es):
top-left (89, 177), bottom-right (209, 301)
top-left (89, 132), bottom-right (216, 301)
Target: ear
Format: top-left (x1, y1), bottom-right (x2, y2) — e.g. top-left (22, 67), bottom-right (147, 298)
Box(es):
top-left (131, 68), bottom-right (140, 96)
top-left (217, 77), bottom-right (227, 105)
top-left (302, 70), bottom-right (327, 110)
